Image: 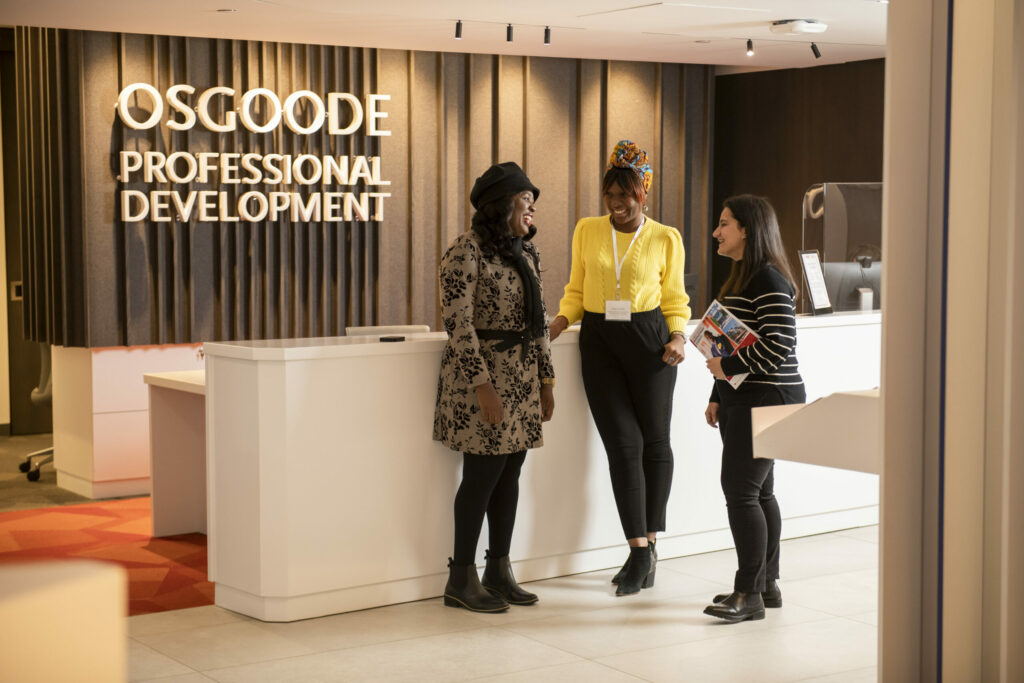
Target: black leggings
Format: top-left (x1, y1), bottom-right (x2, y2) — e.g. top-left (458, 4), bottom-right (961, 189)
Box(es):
top-left (580, 309), bottom-right (676, 540)
top-left (718, 388), bottom-right (796, 593)
top-left (452, 451), bottom-right (527, 565)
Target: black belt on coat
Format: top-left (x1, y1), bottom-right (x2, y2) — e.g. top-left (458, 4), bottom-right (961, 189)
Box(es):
top-left (475, 328), bottom-right (533, 361)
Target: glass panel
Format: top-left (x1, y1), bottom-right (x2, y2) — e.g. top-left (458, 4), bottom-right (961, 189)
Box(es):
top-left (801, 182), bottom-right (883, 313)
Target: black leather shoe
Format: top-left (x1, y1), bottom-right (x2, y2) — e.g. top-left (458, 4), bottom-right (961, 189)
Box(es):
top-left (712, 579), bottom-right (782, 608)
top-left (481, 551), bottom-right (538, 605)
top-left (610, 540), bottom-right (659, 585)
top-left (444, 558), bottom-right (509, 613)
top-left (615, 545), bottom-right (654, 596)
top-left (704, 591), bottom-right (766, 623)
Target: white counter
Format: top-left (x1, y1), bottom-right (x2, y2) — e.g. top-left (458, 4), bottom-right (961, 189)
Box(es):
top-left (204, 312), bottom-right (880, 621)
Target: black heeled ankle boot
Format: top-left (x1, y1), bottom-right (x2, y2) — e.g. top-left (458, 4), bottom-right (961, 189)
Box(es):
top-left (444, 558), bottom-right (509, 613)
top-left (712, 579), bottom-right (782, 608)
top-left (703, 590), bottom-right (766, 623)
top-left (612, 539), bottom-right (657, 584)
top-left (615, 545), bottom-right (654, 596)
top-left (481, 550), bottom-right (538, 605)
top-left (611, 553), bottom-right (631, 585)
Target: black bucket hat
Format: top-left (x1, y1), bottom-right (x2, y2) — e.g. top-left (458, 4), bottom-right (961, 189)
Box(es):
top-left (469, 162), bottom-right (540, 210)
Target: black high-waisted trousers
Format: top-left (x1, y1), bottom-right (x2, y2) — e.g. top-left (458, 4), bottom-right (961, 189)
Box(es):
top-left (579, 309), bottom-right (677, 540)
top-left (717, 385), bottom-right (803, 593)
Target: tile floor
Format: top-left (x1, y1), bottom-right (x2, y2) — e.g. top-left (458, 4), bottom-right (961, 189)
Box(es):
top-left (128, 526), bottom-right (878, 682)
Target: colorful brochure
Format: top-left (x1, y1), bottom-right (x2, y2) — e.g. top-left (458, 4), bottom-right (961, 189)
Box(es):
top-left (688, 299), bottom-right (759, 389)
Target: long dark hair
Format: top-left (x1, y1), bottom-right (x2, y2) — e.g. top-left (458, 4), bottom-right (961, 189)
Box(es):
top-left (718, 194), bottom-right (797, 298)
top-left (470, 193), bottom-right (520, 261)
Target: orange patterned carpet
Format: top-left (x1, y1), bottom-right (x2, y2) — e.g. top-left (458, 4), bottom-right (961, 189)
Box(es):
top-left (0, 497), bottom-right (213, 616)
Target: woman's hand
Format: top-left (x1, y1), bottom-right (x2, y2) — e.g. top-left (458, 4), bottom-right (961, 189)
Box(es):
top-left (661, 334), bottom-right (687, 365)
top-left (705, 402), bottom-right (720, 428)
top-left (540, 384), bottom-right (555, 422)
top-left (706, 356), bottom-right (727, 380)
top-left (475, 382), bottom-right (503, 424)
top-left (548, 315), bottom-right (569, 341)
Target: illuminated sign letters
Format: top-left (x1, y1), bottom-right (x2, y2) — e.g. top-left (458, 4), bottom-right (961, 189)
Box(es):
top-left (114, 82), bottom-right (392, 223)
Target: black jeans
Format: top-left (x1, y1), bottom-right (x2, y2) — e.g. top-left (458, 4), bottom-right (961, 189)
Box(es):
top-left (580, 309), bottom-right (677, 539)
top-left (452, 451), bottom-right (527, 565)
top-left (717, 386), bottom-right (802, 593)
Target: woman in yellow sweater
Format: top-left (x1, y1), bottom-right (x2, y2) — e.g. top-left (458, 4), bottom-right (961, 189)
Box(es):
top-left (549, 140), bottom-right (691, 596)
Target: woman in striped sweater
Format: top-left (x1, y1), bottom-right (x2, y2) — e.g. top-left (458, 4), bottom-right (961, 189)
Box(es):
top-left (702, 194), bottom-right (805, 623)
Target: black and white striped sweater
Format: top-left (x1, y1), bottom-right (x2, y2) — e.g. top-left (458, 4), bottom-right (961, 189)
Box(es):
top-left (709, 265), bottom-right (805, 403)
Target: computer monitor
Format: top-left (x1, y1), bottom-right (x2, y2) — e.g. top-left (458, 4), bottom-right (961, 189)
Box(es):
top-left (822, 259), bottom-right (882, 312)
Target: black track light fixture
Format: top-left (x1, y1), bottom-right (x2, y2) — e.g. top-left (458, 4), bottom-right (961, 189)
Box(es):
top-left (811, 42), bottom-right (821, 58)
top-left (746, 39), bottom-right (754, 56)
top-left (455, 20), bottom-right (462, 40)
top-left (544, 26), bottom-right (551, 45)
top-left (507, 24), bottom-right (513, 42)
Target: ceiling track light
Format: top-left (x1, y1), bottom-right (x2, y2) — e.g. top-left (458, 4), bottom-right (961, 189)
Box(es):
top-left (811, 42), bottom-right (821, 59)
top-left (455, 19), bottom-right (462, 40)
top-left (507, 24), bottom-right (513, 42)
top-left (746, 39), bottom-right (754, 57)
top-left (544, 26), bottom-right (551, 45)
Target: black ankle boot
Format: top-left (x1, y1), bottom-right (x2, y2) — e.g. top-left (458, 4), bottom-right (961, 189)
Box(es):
top-left (712, 579), bottom-right (782, 608)
top-left (611, 539), bottom-right (657, 584)
top-left (444, 558), bottom-right (509, 613)
top-left (615, 545), bottom-right (654, 596)
top-left (704, 591), bottom-right (766, 622)
top-left (611, 553), bottom-right (631, 585)
top-left (481, 550), bottom-right (538, 605)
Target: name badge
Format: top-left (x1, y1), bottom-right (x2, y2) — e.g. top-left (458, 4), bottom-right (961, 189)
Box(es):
top-left (605, 299), bottom-right (631, 321)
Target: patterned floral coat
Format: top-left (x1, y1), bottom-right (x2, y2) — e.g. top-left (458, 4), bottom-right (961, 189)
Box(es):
top-left (433, 231), bottom-right (555, 455)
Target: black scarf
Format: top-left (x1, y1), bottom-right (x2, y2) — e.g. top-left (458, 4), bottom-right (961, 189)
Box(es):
top-left (509, 229), bottom-right (546, 340)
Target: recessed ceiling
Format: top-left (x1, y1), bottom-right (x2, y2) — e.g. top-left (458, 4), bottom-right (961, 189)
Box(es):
top-left (2, 0), bottom-right (887, 68)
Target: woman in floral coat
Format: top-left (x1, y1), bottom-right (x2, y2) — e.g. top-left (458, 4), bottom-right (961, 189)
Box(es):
top-left (434, 161), bottom-right (555, 613)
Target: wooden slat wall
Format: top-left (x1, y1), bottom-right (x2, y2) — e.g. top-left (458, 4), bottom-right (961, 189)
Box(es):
top-left (378, 51), bottom-right (715, 332)
top-left (13, 28), bottom-right (713, 347)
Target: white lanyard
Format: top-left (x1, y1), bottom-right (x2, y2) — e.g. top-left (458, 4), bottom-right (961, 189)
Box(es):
top-left (611, 218), bottom-right (644, 298)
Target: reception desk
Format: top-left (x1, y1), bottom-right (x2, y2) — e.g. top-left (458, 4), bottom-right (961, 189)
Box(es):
top-left (203, 312), bottom-right (880, 621)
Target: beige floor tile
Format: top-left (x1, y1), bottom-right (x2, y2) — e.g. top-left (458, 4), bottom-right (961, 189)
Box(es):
top-left (779, 534), bottom-right (878, 580)
top-left (501, 593), bottom-right (832, 659)
top-left (136, 675), bottom-right (219, 683)
top-left (128, 639), bottom-right (194, 681)
top-left (135, 621), bottom-right (318, 671)
top-left (658, 548), bottom-right (738, 584)
top-left (203, 627), bottom-right (580, 683)
top-left (595, 617), bottom-right (876, 683)
top-left (464, 567), bottom-right (724, 626)
top-left (247, 598), bottom-right (487, 651)
top-left (129, 605), bottom-right (251, 638)
top-left (848, 611), bottom-right (878, 626)
top-left (796, 666), bottom-right (878, 682)
top-left (661, 532), bottom-right (878, 587)
top-left (469, 659), bottom-right (648, 682)
top-left (783, 570), bottom-right (877, 617)
top-left (834, 525), bottom-right (879, 544)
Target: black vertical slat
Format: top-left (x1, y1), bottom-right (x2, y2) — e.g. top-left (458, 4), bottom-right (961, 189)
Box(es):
top-left (317, 44), bottom-right (328, 336)
top-left (116, 32), bottom-right (129, 345)
top-left (365, 47), bottom-right (377, 325)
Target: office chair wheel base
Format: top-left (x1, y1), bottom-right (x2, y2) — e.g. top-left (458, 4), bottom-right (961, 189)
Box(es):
top-left (27, 469), bottom-right (41, 482)
top-left (19, 460), bottom-right (31, 473)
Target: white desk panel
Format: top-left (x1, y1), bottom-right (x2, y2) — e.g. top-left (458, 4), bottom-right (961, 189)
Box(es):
top-left (204, 312), bottom-right (881, 621)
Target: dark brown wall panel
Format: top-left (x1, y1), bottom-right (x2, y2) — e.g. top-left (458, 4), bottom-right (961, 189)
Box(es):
top-left (712, 60), bottom-right (885, 301)
top-left (12, 28), bottom-right (714, 346)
